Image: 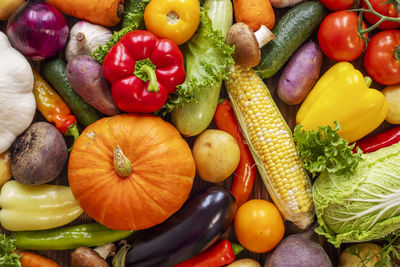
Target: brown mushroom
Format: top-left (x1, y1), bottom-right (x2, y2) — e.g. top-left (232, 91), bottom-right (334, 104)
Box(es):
top-left (226, 22), bottom-right (275, 68)
top-left (71, 243), bottom-right (116, 267)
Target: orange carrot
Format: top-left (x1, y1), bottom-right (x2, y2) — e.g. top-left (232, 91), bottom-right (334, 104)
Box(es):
top-left (233, 0), bottom-right (276, 31)
top-left (45, 0), bottom-right (125, 26)
top-left (19, 251), bottom-right (61, 267)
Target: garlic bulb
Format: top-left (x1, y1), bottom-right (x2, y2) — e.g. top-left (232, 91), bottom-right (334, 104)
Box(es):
top-left (65, 21), bottom-right (112, 62)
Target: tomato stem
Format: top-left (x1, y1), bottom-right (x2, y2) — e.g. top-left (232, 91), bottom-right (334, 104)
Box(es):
top-left (395, 45), bottom-right (400, 61)
top-left (351, 0), bottom-right (400, 42)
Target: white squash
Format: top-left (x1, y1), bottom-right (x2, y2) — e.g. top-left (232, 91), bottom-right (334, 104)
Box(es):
top-left (0, 31), bottom-right (35, 153)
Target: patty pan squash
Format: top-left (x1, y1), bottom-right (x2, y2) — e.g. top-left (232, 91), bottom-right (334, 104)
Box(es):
top-left (0, 31), bottom-right (35, 153)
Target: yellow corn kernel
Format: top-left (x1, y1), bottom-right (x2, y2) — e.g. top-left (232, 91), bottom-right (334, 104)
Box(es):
top-left (225, 65), bottom-right (314, 229)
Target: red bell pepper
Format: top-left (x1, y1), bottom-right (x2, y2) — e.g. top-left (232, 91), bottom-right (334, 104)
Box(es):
top-left (174, 239), bottom-right (243, 267)
top-left (102, 30), bottom-right (186, 113)
top-left (214, 100), bottom-right (257, 207)
top-left (353, 125), bottom-right (400, 153)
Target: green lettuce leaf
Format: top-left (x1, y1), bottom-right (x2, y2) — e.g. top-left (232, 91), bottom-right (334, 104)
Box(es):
top-left (313, 141), bottom-right (400, 247)
top-left (158, 9), bottom-right (234, 115)
top-left (293, 122), bottom-right (362, 178)
top-left (0, 234), bottom-right (21, 267)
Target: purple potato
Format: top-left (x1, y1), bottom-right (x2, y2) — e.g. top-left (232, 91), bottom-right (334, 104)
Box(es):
top-left (66, 55), bottom-right (121, 115)
top-left (277, 41), bottom-right (322, 105)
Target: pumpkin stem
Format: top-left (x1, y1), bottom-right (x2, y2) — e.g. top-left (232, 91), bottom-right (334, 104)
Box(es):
top-left (114, 146), bottom-right (132, 177)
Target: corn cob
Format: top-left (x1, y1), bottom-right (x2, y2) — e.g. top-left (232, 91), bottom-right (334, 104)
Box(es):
top-left (225, 65), bottom-right (314, 229)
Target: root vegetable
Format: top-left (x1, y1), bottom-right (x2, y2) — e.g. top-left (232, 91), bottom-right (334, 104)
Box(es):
top-left (277, 41), bottom-right (323, 105)
top-left (66, 55), bottom-right (120, 116)
top-left (0, 151), bottom-right (11, 188)
top-left (382, 84), bottom-right (400, 124)
top-left (266, 232), bottom-right (332, 267)
top-left (10, 122), bottom-right (68, 185)
top-left (227, 258), bottom-right (261, 267)
top-left (192, 129), bottom-right (240, 182)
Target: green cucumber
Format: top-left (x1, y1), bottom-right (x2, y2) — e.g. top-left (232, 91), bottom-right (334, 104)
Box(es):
top-left (42, 59), bottom-right (101, 127)
top-left (256, 1), bottom-right (325, 79)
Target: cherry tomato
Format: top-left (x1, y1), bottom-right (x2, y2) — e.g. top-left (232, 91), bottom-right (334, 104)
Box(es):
top-left (319, 0), bottom-right (354, 11)
top-left (318, 11), bottom-right (368, 61)
top-left (364, 30), bottom-right (400, 85)
top-left (362, 0), bottom-right (400, 29)
top-left (234, 199), bottom-right (284, 253)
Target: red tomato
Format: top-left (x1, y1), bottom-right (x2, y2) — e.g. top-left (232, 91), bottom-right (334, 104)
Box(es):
top-left (319, 0), bottom-right (354, 11)
top-left (364, 30), bottom-right (400, 85)
top-left (318, 11), bottom-right (368, 61)
top-left (362, 0), bottom-right (400, 29)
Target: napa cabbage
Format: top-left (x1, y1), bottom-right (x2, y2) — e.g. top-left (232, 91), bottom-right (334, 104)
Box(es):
top-left (313, 141), bottom-right (400, 247)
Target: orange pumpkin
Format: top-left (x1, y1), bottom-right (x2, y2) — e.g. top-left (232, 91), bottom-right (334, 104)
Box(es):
top-left (68, 113), bottom-right (196, 230)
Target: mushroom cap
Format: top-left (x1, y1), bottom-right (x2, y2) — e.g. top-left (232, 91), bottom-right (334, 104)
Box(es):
top-left (226, 22), bottom-right (260, 68)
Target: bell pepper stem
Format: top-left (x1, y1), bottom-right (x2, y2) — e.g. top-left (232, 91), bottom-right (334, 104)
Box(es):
top-left (134, 58), bottom-right (159, 93)
top-left (140, 64), bottom-right (159, 93)
top-left (231, 242), bottom-right (244, 256)
top-left (65, 123), bottom-right (80, 152)
top-left (364, 76), bottom-right (372, 88)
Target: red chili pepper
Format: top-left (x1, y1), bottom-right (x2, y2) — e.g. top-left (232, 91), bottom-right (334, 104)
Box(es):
top-left (174, 239), bottom-right (243, 267)
top-left (214, 100), bottom-right (257, 207)
top-left (353, 125), bottom-right (400, 153)
top-left (102, 30), bottom-right (186, 113)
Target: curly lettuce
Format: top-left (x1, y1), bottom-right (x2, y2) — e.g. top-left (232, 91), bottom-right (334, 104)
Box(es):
top-left (313, 141), bottom-right (400, 247)
top-left (0, 234), bottom-right (21, 267)
top-left (293, 122), bottom-right (362, 178)
top-left (158, 9), bottom-right (234, 115)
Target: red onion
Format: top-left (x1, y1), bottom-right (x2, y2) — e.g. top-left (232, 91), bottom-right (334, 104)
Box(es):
top-left (6, 0), bottom-right (69, 60)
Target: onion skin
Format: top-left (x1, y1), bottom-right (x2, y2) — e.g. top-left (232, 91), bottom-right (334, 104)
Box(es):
top-left (6, 0), bottom-right (69, 60)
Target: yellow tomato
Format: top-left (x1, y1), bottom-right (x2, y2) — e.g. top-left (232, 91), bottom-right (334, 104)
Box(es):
top-left (144, 0), bottom-right (200, 45)
top-left (234, 199), bottom-right (285, 253)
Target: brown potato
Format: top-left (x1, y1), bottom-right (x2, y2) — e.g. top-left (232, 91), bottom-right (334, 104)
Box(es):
top-left (192, 129), bottom-right (240, 183)
top-left (382, 84), bottom-right (400, 124)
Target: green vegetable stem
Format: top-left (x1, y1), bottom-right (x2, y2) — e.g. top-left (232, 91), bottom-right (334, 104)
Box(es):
top-left (15, 223), bottom-right (133, 251)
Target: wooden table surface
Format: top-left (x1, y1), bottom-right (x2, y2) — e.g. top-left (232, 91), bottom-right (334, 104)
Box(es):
top-left (0, 8), bottom-right (389, 266)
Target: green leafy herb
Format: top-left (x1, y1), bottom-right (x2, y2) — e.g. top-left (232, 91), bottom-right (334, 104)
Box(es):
top-left (157, 9), bottom-right (234, 115)
top-left (293, 121), bottom-right (362, 177)
top-left (0, 234), bottom-right (21, 267)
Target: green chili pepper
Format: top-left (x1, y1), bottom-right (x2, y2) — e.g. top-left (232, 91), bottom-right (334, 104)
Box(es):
top-left (14, 223), bottom-right (133, 250)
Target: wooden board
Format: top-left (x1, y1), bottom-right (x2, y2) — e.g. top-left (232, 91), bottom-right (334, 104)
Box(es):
top-left (0, 10), bottom-right (389, 266)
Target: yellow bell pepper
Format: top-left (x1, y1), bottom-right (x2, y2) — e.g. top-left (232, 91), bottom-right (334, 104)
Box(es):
top-left (144, 0), bottom-right (200, 45)
top-left (296, 62), bottom-right (388, 143)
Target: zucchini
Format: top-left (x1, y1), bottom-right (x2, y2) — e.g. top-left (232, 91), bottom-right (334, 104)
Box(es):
top-left (256, 1), bottom-right (325, 79)
top-left (42, 59), bottom-right (101, 127)
top-left (171, 0), bottom-right (233, 137)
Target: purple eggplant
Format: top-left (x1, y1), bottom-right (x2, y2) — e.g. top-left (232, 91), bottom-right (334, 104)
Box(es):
top-left (124, 186), bottom-right (237, 267)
